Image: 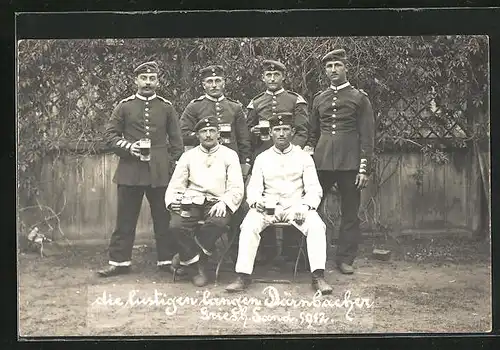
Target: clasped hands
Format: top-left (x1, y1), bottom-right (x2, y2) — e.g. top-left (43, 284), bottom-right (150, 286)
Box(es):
top-left (169, 198), bottom-right (227, 218)
top-left (253, 200), bottom-right (310, 225)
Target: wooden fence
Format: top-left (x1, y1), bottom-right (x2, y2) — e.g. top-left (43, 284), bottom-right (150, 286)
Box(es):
top-left (23, 146), bottom-right (486, 241)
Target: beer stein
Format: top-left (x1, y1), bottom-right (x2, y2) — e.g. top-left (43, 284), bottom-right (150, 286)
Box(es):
top-left (264, 195), bottom-right (278, 216)
top-left (219, 123), bottom-right (232, 144)
top-left (258, 120), bottom-right (270, 141)
top-left (138, 138), bottom-right (151, 161)
top-left (180, 197), bottom-right (193, 218)
top-left (191, 195), bottom-right (205, 217)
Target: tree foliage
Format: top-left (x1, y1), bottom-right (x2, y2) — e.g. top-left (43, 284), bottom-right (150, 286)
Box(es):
top-left (17, 36), bottom-right (489, 204)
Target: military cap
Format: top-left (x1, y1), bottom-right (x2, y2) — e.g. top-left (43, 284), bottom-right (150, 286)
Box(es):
top-left (269, 112), bottom-right (293, 128)
top-left (194, 116), bottom-right (219, 132)
top-left (262, 59), bottom-right (286, 73)
top-left (200, 65), bottom-right (225, 80)
top-left (321, 49), bottom-right (347, 63)
top-left (133, 61), bottom-right (160, 75)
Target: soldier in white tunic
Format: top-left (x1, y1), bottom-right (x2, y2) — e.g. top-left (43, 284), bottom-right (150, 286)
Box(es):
top-left (165, 116), bottom-right (244, 287)
top-left (226, 114), bottom-right (333, 294)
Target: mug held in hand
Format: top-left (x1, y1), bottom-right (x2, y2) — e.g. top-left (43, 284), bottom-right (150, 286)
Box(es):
top-left (191, 195), bottom-right (205, 217)
top-left (180, 197), bottom-right (193, 218)
top-left (258, 120), bottom-right (270, 141)
top-left (138, 138), bottom-right (151, 161)
top-left (219, 123), bottom-right (232, 144)
top-left (264, 197), bottom-right (277, 216)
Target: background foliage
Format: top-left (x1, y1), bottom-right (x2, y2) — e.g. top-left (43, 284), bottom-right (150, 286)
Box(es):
top-left (17, 36), bottom-right (489, 209)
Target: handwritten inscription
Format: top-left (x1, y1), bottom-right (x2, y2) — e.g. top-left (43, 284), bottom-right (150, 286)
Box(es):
top-left (91, 286), bottom-right (374, 328)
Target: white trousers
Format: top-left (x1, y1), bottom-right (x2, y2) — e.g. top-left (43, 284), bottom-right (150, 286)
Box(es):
top-left (235, 208), bottom-right (327, 275)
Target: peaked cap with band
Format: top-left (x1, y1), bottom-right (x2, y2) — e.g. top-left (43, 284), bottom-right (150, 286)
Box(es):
top-left (200, 65), bottom-right (225, 80)
top-left (194, 116), bottom-right (219, 132)
top-left (321, 49), bottom-right (348, 64)
top-left (133, 61), bottom-right (160, 75)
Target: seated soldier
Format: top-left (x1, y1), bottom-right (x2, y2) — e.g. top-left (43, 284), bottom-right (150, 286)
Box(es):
top-left (165, 116), bottom-right (244, 287)
top-left (226, 113), bottom-right (333, 295)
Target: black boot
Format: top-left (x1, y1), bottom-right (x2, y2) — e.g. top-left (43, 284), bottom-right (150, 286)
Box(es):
top-left (97, 265), bottom-right (130, 278)
top-left (311, 269), bottom-right (333, 295)
top-left (158, 264), bottom-right (187, 276)
top-left (225, 273), bottom-right (251, 293)
top-left (192, 254), bottom-right (209, 287)
top-left (336, 262), bottom-right (354, 274)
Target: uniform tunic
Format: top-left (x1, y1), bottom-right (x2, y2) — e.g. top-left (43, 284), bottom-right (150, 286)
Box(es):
top-left (164, 144), bottom-right (244, 214)
top-left (307, 82), bottom-right (375, 174)
top-left (103, 92), bottom-right (183, 266)
top-left (307, 82), bottom-right (375, 266)
top-left (246, 88), bottom-right (309, 152)
top-left (234, 144), bottom-right (327, 275)
top-left (104, 93), bottom-right (184, 186)
top-left (180, 94), bottom-right (252, 164)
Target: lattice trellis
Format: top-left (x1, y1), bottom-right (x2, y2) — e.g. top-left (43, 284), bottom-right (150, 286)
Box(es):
top-left (377, 93), bottom-right (469, 144)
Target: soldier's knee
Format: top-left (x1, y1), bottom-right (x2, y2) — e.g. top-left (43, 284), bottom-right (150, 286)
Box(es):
top-left (168, 212), bottom-right (185, 230)
top-left (207, 216), bottom-right (231, 230)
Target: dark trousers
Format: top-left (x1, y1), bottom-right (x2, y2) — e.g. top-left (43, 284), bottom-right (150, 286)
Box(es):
top-left (169, 202), bottom-right (231, 264)
top-left (318, 170), bottom-right (361, 265)
top-left (108, 185), bottom-right (176, 264)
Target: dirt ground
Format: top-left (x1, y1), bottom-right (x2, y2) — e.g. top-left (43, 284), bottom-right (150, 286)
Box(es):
top-left (18, 234), bottom-right (491, 337)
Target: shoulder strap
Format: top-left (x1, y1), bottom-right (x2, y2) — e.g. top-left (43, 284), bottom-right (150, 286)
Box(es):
top-left (119, 95), bottom-right (136, 104)
top-left (287, 90), bottom-right (307, 104)
top-left (156, 95), bottom-right (172, 105)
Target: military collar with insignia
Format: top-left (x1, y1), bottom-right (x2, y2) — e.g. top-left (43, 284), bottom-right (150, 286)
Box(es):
top-left (204, 94), bottom-right (226, 102)
top-left (329, 81), bottom-right (351, 91)
top-left (199, 143), bottom-right (220, 154)
top-left (272, 143), bottom-right (293, 155)
top-left (265, 88), bottom-right (285, 96)
top-left (135, 93), bottom-right (157, 101)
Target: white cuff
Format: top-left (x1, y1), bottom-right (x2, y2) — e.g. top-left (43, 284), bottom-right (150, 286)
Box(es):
top-left (109, 260), bottom-right (131, 266)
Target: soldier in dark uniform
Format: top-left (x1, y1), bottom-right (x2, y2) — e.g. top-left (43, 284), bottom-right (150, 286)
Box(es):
top-left (180, 65), bottom-right (252, 179)
top-left (97, 61), bottom-right (184, 277)
top-left (247, 59), bottom-right (310, 159)
top-left (246, 59), bottom-right (310, 263)
top-left (306, 49), bottom-right (375, 275)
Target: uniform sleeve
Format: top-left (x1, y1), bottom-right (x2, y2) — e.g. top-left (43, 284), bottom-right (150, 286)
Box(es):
top-left (233, 104), bottom-right (253, 164)
top-left (357, 95), bottom-right (375, 175)
top-left (292, 98), bottom-right (309, 148)
top-left (246, 100), bottom-right (259, 129)
top-left (246, 101), bottom-right (261, 154)
top-left (166, 105), bottom-right (184, 161)
top-left (306, 96), bottom-right (320, 148)
top-left (301, 152), bottom-right (323, 209)
top-left (220, 151), bottom-right (245, 213)
top-left (179, 103), bottom-right (200, 147)
top-left (104, 102), bottom-right (134, 159)
top-left (164, 152), bottom-right (189, 208)
top-left (246, 155), bottom-right (265, 208)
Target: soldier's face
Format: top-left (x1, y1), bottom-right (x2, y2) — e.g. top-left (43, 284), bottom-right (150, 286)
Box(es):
top-left (197, 126), bottom-right (220, 149)
top-left (270, 125), bottom-right (294, 149)
top-left (202, 76), bottom-right (225, 97)
top-left (325, 60), bottom-right (347, 85)
top-left (135, 73), bottom-right (159, 96)
top-left (262, 70), bottom-right (284, 91)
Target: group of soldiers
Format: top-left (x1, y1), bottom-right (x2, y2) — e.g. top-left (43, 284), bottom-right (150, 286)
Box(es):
top-left (97, 48), bottom-right (375, 296)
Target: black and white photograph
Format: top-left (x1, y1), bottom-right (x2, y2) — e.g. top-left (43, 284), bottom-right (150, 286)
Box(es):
top-left (16, 29), bottom-right (491, 336)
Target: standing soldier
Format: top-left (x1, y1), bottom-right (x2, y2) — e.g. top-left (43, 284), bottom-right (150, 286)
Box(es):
top-left (246, 59), bottom-right (310, 159)
top-left (97, 61), bottom-right (184, 277)
top-left (180, 65), bottom-right (252, 179)
top-left (306, 49), bottom-right (375, 275)
top-left (246, 60), bottom-right (310, 262)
